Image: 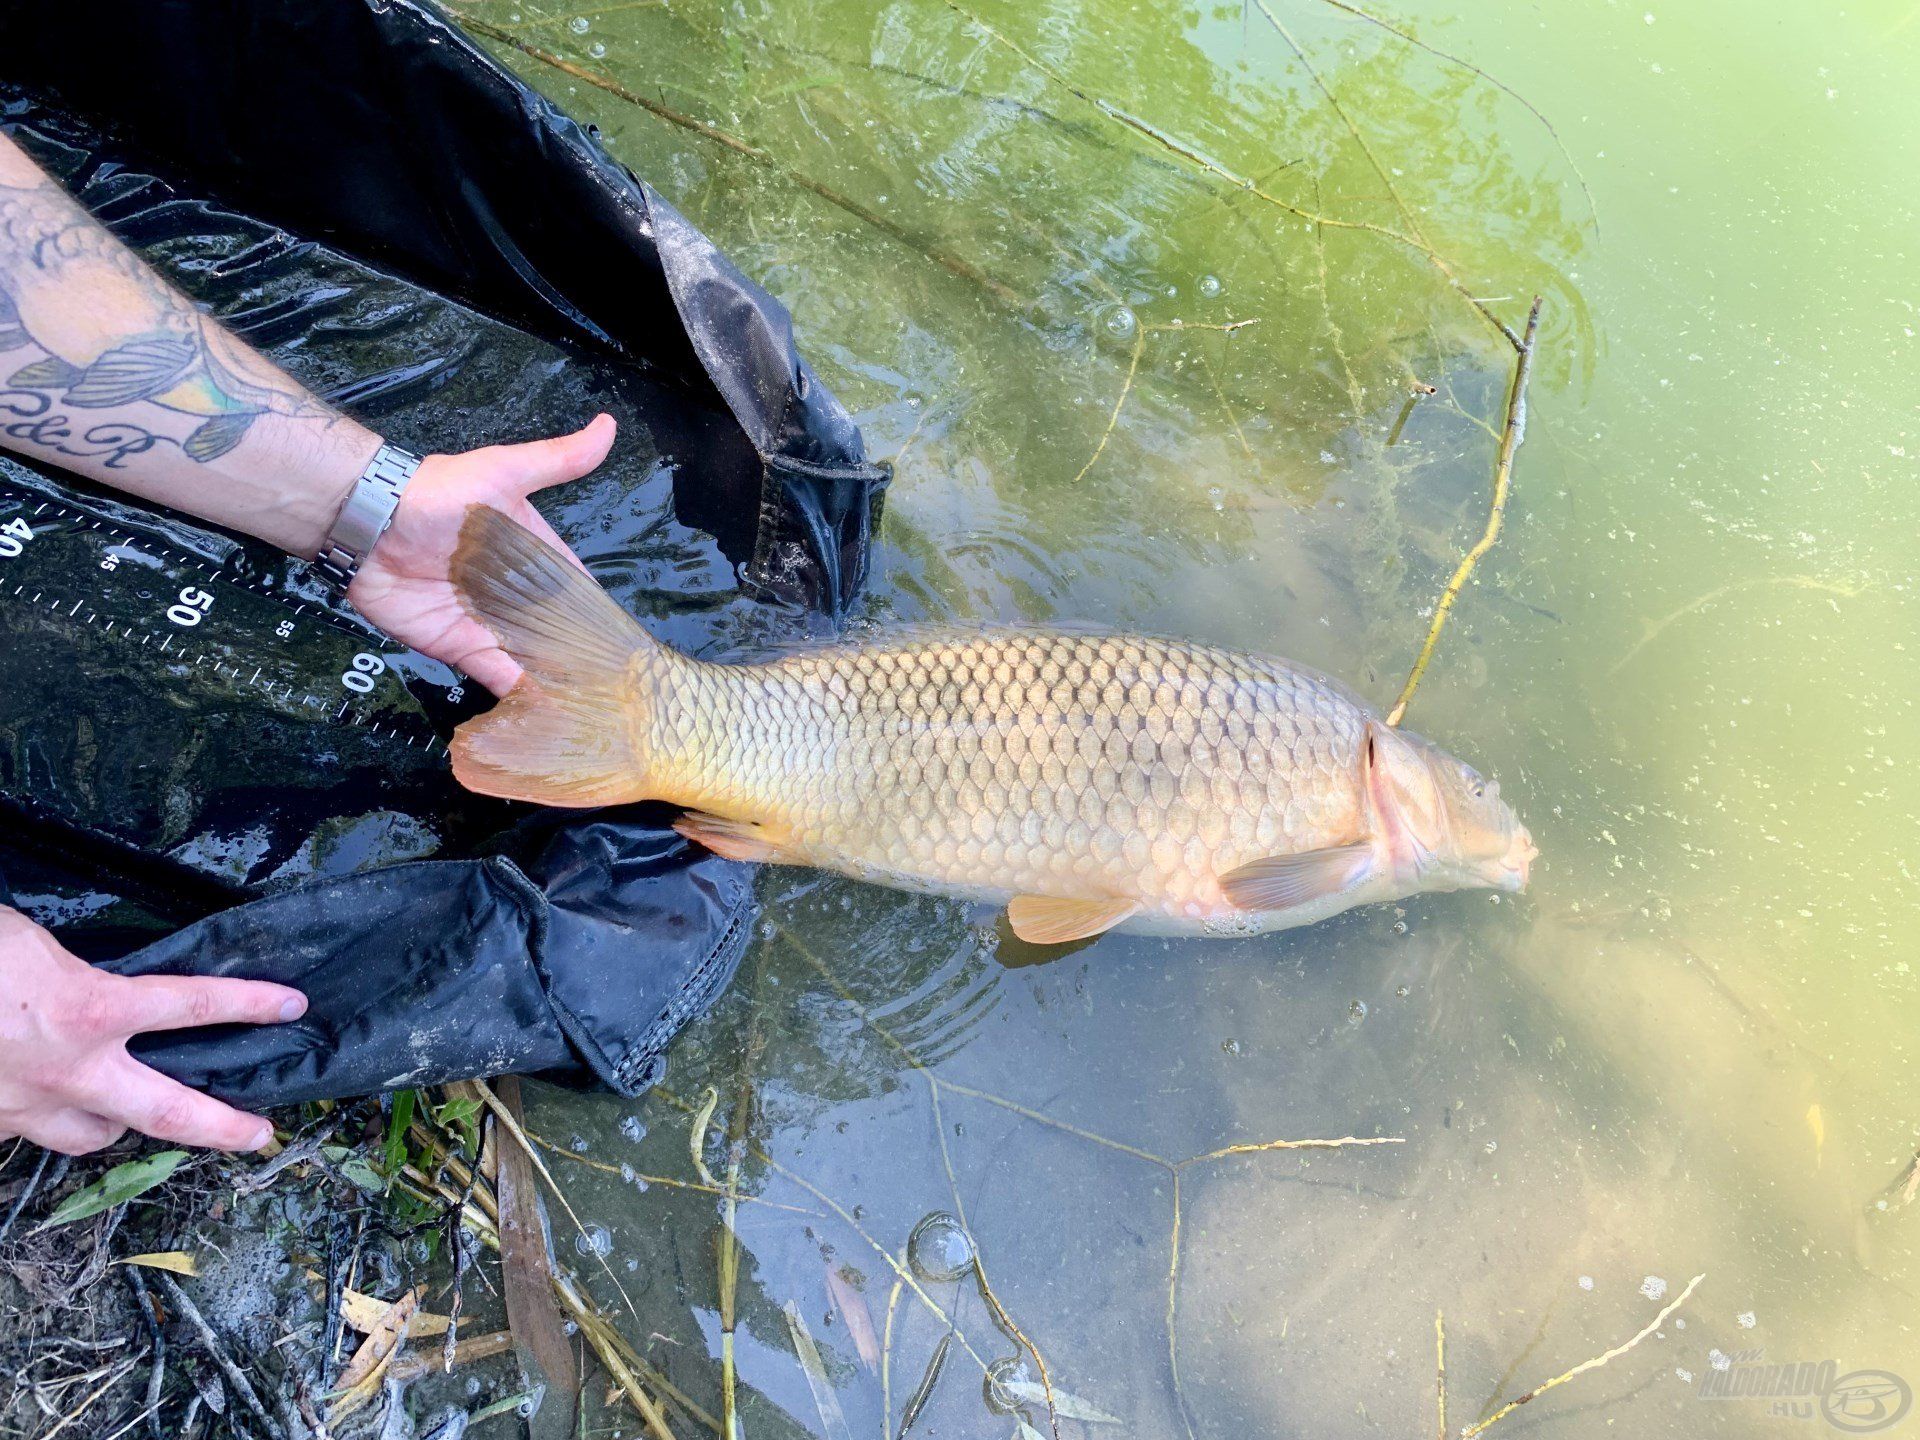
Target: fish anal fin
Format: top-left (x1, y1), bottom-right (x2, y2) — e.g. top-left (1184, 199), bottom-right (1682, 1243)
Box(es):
top-left (1218, 843), bottom-right (1375, 912)
top-left (673, 811), bottom-right (796, 864)
top-left (1006, 894), bottom-right (1139, 946)
top-left (182, 412), bottom-right (258, 462)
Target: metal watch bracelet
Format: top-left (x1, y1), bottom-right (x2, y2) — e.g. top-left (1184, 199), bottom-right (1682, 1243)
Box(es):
top-left (313, 443), bottom-right (422, 593)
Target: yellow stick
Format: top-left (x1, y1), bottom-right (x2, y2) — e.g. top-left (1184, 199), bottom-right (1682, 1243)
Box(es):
top-left (1387, 296), bottom-right (1544, 727)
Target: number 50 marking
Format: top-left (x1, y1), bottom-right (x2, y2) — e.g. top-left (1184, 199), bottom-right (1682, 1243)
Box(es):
top-left (166, 587), bottom-right (214, 626)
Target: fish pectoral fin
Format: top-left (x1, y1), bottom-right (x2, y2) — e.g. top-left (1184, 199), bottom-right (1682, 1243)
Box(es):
top-left (1218, 843), bottom-right (1375, 912)
top-left (62, 337), bottom-right (197, 408)
top-left (8, 355), bottom-right (82, 390)
top-left (673, 811), bottom-right (796, 865)
top-left (1006, 894), bottom-right (1140, 945)
top-left (183, 413), bottom-right (259, 462)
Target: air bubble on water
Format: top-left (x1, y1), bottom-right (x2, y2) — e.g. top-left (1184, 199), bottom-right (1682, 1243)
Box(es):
top-left (569, 15), bottom-right (589, 32)
top-left (1207, 484), bottom-right (1224, 511)
top-left (589, 41), bottom-right (606, 57)
top-left (908, 1211), bottom-right (976, 1283)
top-left (576, 1225), bottom-right (613, 1257)
top-left (570, 1135), bottom-right (590, 1153)
top-left (620, 1163), bottom-right (636, 1183)
top-left (1710, 1348), bottom-right (1730, 1371)
top-left (1737, 1311), bottom-right (1757, 1328)
top-left (626, 1257), bottom-right (640, 1272)
top-left (1395, 985), bottom-right (1410, 998)
top-left (1221, 1037), bottom-right (1242, 1056)
top-left (1641, 1275), bottom-right (1668, 1301)
top-left (983, 1356), bottom-right (1033, 1414)
top-left (563, 1319), bottom-right (580, 1336)
top-left (1347, 1000), bottom-right (1368, 1025)
top-left (465, 1377), bottom-right (482, 1398)
top-left (1198, 273), bottom-right (1222, 298)
top-left (1104, 305), bottom-right (1137, 338)
top-left (619, 1114), bottom-right (647, 1143)
top-left (1484, 1139), bottom-right (1498, 1154)
top-left (1578, 1275), bottom-right (1594, 1291)
top-left (1392, 920), bottom-right (1408, 935)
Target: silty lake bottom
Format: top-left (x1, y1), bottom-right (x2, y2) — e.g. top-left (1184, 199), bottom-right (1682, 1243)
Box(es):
top-left (447, 0), bottom-right (1919, 1434)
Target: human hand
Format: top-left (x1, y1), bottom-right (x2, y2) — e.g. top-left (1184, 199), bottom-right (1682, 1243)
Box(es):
top-left (348, 414), bottom-right (616, 696)
top-left (0, 907), bottom-right (306, 1155)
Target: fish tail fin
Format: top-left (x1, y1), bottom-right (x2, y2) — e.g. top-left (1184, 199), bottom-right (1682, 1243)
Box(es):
top-left (448, 505), bottom-right (662, 807)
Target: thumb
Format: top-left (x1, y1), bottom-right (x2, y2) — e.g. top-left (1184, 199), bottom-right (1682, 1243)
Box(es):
top-left (497, 413), bottom-right (617, 496)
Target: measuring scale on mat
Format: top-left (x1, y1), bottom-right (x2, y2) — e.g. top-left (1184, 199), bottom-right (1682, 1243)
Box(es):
top-left (0, 467), bottom-right (486, 888)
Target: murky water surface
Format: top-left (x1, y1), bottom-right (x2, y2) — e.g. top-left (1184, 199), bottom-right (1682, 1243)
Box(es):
top-left (458, 1), bottom-right (1920, 1433)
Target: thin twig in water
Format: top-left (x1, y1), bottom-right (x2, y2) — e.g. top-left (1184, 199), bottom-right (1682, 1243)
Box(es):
top-left (449, 10), bottom-right (1020, 304)
top-left (1459, 1273), bottom-right (1705, 1438)
top-left (1387, 295), bottom-right (1543, 727)
top-left (1435, 1310), bottom-right (1448, 1440)
top-left (1070, 326), bottom-right (1146, 487)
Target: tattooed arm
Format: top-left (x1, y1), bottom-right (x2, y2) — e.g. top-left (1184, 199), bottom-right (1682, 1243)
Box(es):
top-left (0, 129), bottom-right (614, 696)
top-left (0, 132), bottom-right (624, 1155)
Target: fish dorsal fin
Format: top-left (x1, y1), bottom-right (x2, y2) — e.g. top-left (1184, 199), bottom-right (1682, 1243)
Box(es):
top-left (1006, 894), bottom-right (1139, 945)
top-left (1218, 843), bottom-right (1374, 912)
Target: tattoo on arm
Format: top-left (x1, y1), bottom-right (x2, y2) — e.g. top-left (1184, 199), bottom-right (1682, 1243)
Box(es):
top-left (0, 163), bottom-right (337, 468)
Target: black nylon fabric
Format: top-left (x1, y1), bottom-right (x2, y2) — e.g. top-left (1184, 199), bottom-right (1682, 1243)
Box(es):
top-left (0, 0), bottom-right (881, 1105)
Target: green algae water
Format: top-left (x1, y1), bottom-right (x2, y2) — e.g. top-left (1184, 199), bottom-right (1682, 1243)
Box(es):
top-left (457, 1), bottom-right (1920, 1433)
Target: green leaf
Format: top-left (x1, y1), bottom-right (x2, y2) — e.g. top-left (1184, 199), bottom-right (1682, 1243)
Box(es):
top-left (381, 1089), bottom-right (419, 1176)
top-left (36, 1150), bottom-right (187, 1231)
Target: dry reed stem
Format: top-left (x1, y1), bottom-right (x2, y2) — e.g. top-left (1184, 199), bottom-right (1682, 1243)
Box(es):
top-left (1458, 1273), bottom-right (1705, 1438)
top-left (1386, 295), bottom-right (1542, 726)
top-left (1435, 1310), bottom-right (1448, 1440)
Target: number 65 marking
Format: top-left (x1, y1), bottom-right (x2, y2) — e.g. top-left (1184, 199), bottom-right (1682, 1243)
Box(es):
top-left (342, 651), bottom-right (387, 694)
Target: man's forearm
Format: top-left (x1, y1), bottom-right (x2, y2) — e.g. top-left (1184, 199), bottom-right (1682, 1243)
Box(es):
top-left (0, 131), bottom-right (378, 557)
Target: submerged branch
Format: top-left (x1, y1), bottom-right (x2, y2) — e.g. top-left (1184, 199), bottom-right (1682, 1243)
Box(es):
top-left (1458, 1273), bottom-right (1705, 1438)
top-left (1386, 295), bottom-right (1543, 727)
top-left (450, 10), bottom-right (1020, 304)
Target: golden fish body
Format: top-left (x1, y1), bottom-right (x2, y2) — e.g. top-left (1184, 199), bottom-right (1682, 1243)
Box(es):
top-left (449, 509), bottom-right (1535, 944)
top-left (639, 631), bottom-right (1373, 934)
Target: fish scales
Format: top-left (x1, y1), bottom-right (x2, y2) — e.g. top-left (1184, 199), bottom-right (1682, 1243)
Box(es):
top-left (637, 632), bottom-right (1372, 917)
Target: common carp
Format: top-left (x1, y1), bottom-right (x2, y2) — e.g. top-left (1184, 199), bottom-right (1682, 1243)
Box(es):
top-left (448, 507), bottom-right (1535, 945)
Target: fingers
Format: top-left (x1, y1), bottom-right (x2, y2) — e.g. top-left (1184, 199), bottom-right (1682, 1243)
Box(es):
top-left (497, 413), bottom-right (616, 496)
top-left (462, 646), bottom-right (525, 700)
top-left (25, 1108), bottom-right (127, 1157)
top-left (94, 973), bottom-right (307, 1036)
top-left (83, 1058), bottom-right (273, 1152)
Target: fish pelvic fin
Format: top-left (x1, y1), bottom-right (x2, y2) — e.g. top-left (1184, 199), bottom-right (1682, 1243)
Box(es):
top-left (1006, 894), bottom-right (1140, 945)
top-left (673, 811), bottom-right (797, 865)
top-left (448, 505), bottom-right (662, 808)
top-left (1218, 842), bottom-right (1375, 912)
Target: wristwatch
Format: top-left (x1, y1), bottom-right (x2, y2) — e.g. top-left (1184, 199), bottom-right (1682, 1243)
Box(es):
top-left (314, 442), bottom-right (422, 593)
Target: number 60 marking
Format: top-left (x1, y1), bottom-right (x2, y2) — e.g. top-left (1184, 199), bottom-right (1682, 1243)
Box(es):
top-left (342, 651), bottom-right (387, 694)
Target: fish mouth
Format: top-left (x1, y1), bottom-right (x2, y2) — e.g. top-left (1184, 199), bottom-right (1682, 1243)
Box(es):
top-left (1493, 825), bottom-right (1537, 892)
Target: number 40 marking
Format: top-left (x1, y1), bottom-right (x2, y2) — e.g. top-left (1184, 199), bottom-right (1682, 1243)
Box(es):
top-left (0, 517), bottom-right (33, 558)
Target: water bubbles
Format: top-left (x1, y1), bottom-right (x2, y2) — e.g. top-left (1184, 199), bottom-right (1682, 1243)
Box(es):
top-left (589, 41), bottom-right (606, 58)
top-left (1198, 273), bottom-right (1222, 298)
top-left (619, 1163), bottom-right (636, 1184)
top-left (570, 1135), bottom-right (590, 1153)
top-left (1578, 1275), bottom-right (1594, 1291)
top-left (1710, 1348), bottom-right (1731, 1371)
top-left (576, 1225), bottom-right (613, 1257)
top-left (908, 1211), bottom-right (977, 1282)
top-left (1103, 305), bottom-right (1137, 338)
top-left (1737, 1311), bottom-right (1758, 1329)
top-left (1484, 1139), bottom-right (1498, 1154)
top-left (1207, 484), bottom-right (1224, 512)
top-left (1641, 1275), bottom-right (1668, 1301)
top-left (1395, 985), bottom-right (1411, 998)
top-left (568, 15), bottom-right (590, 32)
top-left (1221, 1037), bottom-right (1242, 1057)
top-left (983, 1356), bottom-right (1031, 1413)
top-left (1347, 1000), bottom-right (1368, 1026)
top-left (619, 1114), bottom-right (647, 1143)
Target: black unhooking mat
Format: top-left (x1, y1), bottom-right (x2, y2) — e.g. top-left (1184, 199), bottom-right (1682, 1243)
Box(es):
top-left (0, 0), bottom-right (887, 1104)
